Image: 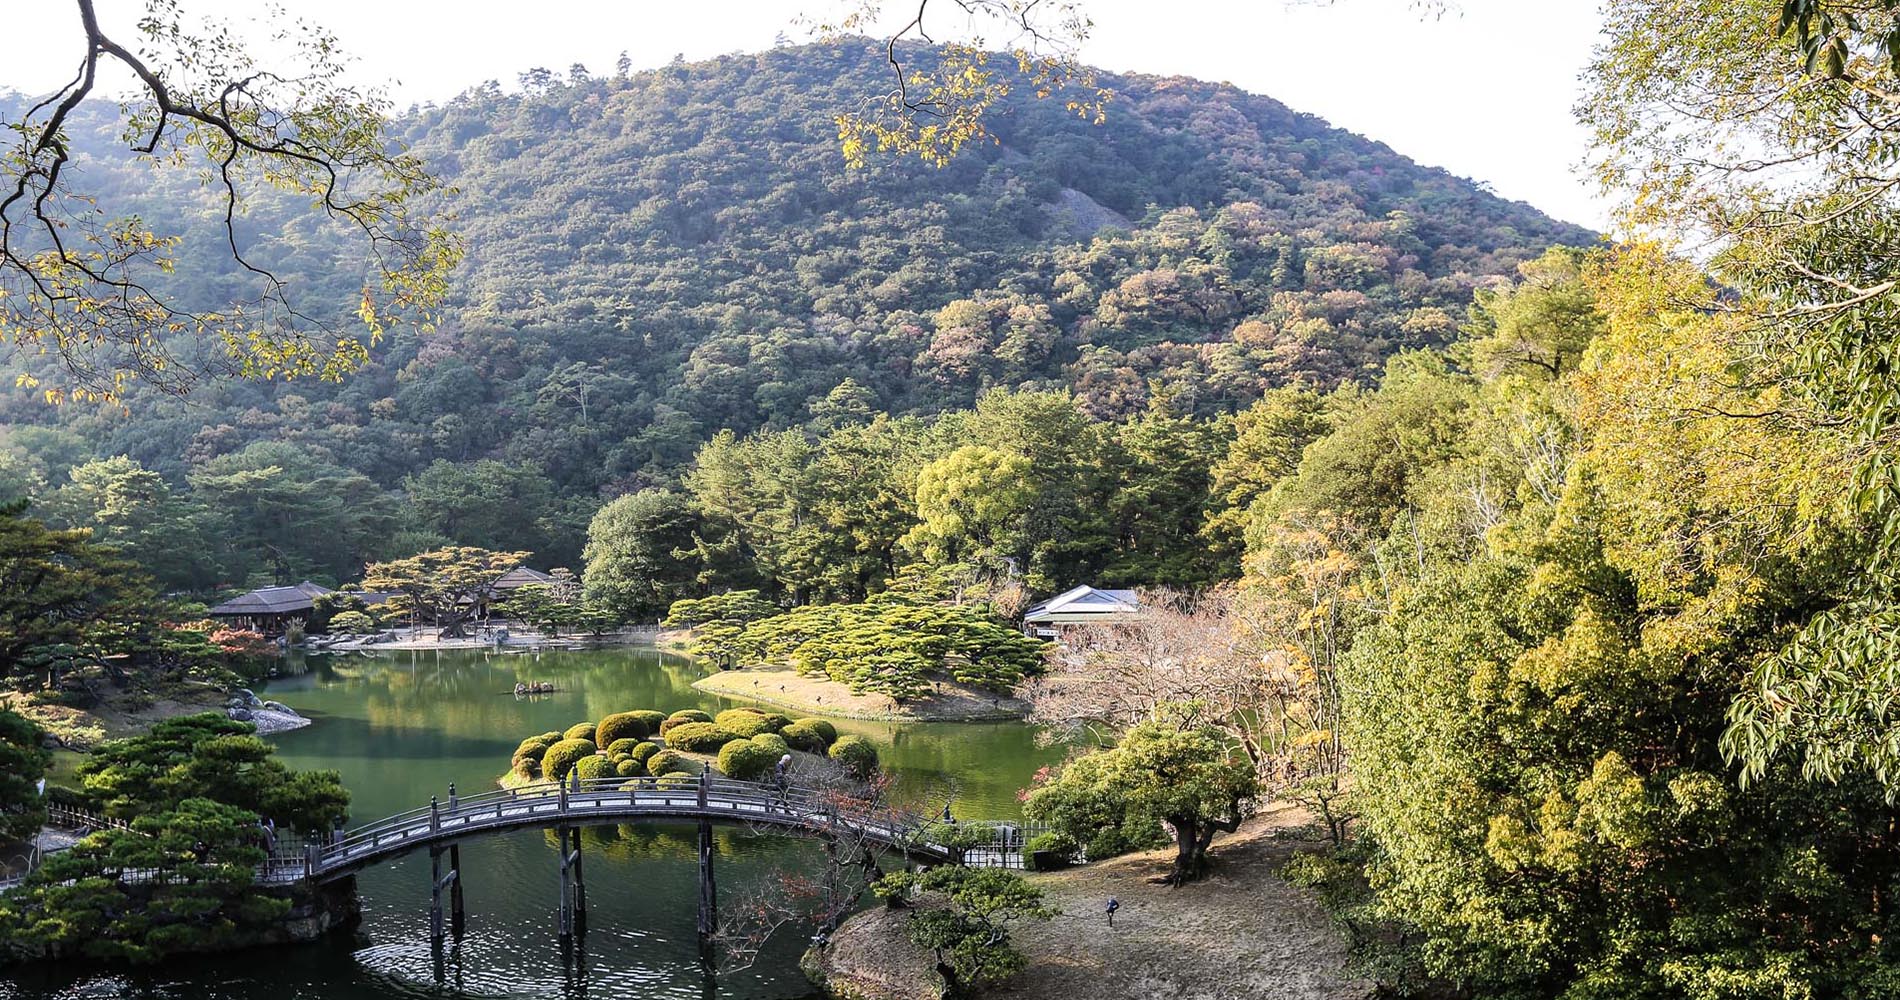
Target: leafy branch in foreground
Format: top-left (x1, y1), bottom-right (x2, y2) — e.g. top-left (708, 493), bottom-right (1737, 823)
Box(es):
top-left (2, 0), bottom-right (462, 402)
top-left (808, 0), bottom-right (1110, 167)
top-left (1587, 1), bottom-right (1900, 793)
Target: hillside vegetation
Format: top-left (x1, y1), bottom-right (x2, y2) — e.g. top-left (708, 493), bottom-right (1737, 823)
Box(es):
top-left (0, 42), bottom-right (1589, 582)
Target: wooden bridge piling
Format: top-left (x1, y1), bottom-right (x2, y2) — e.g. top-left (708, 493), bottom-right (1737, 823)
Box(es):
top-left (556, 815), bottom-right (587, 943)
top-left (696, 817), bottom-right (717, 949)
top-left (569, 824), bottom-right (587, 936)
top-left (557, 822), bottom-right (574, 940)
top-left (449, 843), bottom-right (465, 938)
top-left (429, 846), bottom-right (445, 946)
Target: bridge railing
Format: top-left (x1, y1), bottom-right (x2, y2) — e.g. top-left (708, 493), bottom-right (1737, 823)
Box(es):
top-left (312, 773), bottom-right (949, 873)
top-left (45, 803), bottom-right (136, 835)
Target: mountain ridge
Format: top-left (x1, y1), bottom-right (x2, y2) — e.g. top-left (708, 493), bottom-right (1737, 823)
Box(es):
top-left (1, 41), bottom-right (1592, 554)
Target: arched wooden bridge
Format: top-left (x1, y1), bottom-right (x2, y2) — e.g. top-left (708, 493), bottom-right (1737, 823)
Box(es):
top-left (281, 771), bottom-right (992, 885)
top-left (261, 771), bottom-right (1036, 950)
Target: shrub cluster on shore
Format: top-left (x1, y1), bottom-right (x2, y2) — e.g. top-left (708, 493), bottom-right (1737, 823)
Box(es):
top-left (503, 705), bottom-right (871, 786)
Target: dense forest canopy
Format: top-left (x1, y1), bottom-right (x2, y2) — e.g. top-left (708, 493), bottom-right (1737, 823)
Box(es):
top-left (0, 41), bottom-right (1590, 587)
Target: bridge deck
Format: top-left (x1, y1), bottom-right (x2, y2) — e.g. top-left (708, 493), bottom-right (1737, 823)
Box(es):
top-left (3, 775), bottom-right (1037, 896)
top-left (288, 774), bottom-right (1019, 884)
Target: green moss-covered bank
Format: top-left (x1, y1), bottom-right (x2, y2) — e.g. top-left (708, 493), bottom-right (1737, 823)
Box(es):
top-left (3, 878), bottom-right (359, 968)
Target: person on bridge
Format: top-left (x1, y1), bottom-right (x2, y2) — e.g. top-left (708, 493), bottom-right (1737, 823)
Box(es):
top-left (774, 753), bottom-right (793, 810)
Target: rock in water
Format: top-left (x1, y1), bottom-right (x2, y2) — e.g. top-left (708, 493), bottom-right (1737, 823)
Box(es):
top-left (228, 700), bottom-right (310, 734)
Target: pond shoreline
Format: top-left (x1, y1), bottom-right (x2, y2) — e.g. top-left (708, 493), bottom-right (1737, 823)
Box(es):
top-left (308, 627), bottom-right (658, 653)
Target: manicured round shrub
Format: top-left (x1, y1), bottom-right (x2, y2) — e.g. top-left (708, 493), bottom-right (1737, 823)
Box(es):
top-left (645, 749), bottom-right (686, 777)
top-left (717, 737), bottom-right (782, 781)
top-left (615, 759), bottom-right (642, 778)
top-left (513, 734), bottom-right (559, 765)
top-left (715, 707), bottom-right (791, 736)
top-left (714, 708), bottom-right (772, 737)
top-left (655, 771), bottom-right (696, 788)
top-left (828, 735), bottom-right (879, 777)
top-left (779, 720), bottom-right (829, 752)
top-left (515, 735), bottom-right (555, 755)
top-left (629, 741), bottom-right (659, 765)
top-left (665, 722), bottom-right (742, 752)
top-left (627, 710), bottom-right (669, 732)
top-left (511, 733), bottom-right (561, 777)
top-left (660, 715), bottom-right (716, 737)
top-left (924, 822), bottom-right (994, 852)
top-left (571, 754), bottom-right (613, 782)
top-left (1025, 831), bottom-right (1078, 855)
top-left (794, 718), bottom-right (837, 743)
top-left (751, 732), bottom-right (789, 756)
top-left (596, 712), bottom-right (654, 747)
top-left (563, 722), bottom-right (597, 742)
top-left (541, 738), bottom-right (597, 780)
top-left (606, 738), bottom-right (642, 757)
top-left (666, 708), bottom-right (713, 724)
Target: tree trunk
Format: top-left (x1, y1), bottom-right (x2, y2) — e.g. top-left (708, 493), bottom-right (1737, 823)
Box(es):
top-left (1167, 816), bottom-right (1205, 885)
top-left (935, 958), bottom-right (968, 998)
top-left (439, 607), bottom-right (474, 638)
top-left (1166, 806), bottom-right (1244, 886)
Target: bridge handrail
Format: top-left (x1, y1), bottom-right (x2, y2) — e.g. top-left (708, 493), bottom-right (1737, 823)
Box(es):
top-left (5, 775), bottom-right (1038, 896)
top-left (314, 774), bottom-right (943, 867)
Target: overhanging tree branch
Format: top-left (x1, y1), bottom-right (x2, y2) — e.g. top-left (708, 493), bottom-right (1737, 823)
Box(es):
top-left (1, 0), bottom-right (462, 402)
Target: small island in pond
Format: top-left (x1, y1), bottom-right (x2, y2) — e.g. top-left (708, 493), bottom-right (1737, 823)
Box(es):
top-left (693, 667), bottom-right (1028, 722)
top-left (666, 591), bottom-right (1042, 722)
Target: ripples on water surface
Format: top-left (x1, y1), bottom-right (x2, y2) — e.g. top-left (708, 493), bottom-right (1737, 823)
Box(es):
top-left (1, 644), bottom-right (1063, 1000)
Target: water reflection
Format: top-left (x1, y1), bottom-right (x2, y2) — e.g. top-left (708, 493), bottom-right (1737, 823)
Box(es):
top-left (1, 644), bottom-right (1063, 1000)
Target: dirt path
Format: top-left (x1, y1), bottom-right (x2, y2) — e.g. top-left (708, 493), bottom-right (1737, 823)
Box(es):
top-left (814, 804), bottom-right (1372, 1000)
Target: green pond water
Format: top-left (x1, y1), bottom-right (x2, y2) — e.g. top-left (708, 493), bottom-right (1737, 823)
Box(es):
top-left (0, 644), bottom-right (1063, 1000)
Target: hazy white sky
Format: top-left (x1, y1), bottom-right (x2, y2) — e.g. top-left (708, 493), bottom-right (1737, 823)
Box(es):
top-left (1, 0), bottom-right (1611, 228)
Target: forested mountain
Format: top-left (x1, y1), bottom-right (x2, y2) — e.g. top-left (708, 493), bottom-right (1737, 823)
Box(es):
top-left (0, 42), bottom-right (1590, 583)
